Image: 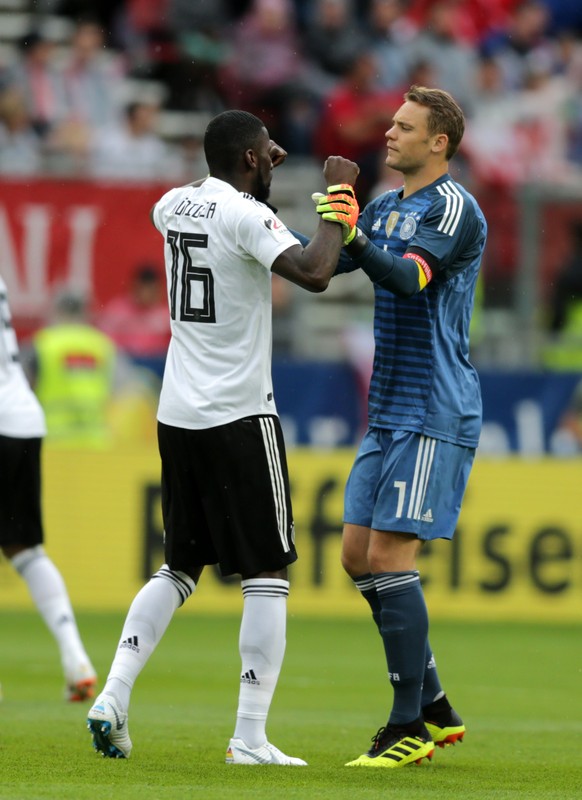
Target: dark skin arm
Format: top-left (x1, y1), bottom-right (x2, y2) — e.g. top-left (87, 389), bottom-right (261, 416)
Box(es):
top-left (150, 143), bottom-right (359, 291)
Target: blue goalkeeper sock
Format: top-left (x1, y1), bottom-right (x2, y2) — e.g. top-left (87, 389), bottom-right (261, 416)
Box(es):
top-left (421, 640), bottom-right (444, 707)
top-left (352, 573), bottom-right (381, 630)
top-left (373, 570), bottom-right (428, 726)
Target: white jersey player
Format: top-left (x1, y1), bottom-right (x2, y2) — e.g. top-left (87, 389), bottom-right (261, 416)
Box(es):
top-left (0, 275), bottom-right (97, 701)
top-left (153, 177), bottom-right (298, 429)
top-left (88, 109), bottom-right (359, 765)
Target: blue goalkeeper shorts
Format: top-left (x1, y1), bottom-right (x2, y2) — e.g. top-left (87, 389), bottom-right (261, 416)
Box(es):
top-left (343, 427), bottom-right (475, 540)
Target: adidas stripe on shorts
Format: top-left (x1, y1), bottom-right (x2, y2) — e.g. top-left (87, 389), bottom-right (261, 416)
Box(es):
top-left (343, 427), bottom-right (475, 539)
top-left (157, 415), bottom-right (297, 576)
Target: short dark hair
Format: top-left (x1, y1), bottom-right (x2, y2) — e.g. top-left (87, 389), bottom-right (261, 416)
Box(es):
top-left (204, 110), bottom-right (266, 173)
top-left (404, 85), bottom-right (465, 160)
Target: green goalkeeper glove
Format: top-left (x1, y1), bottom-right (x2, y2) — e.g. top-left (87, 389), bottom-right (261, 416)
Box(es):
top-left (312, 184), bottom-right (359, 245)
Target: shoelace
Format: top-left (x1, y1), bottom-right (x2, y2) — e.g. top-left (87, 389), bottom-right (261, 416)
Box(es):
top-left (370, 726), bottom-right (389, 751)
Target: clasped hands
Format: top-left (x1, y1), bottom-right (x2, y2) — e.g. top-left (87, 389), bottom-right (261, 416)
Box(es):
top-left (312, 157), bottom-right (359, 245)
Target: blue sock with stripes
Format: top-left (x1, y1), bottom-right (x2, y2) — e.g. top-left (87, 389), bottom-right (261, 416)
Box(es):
top-left (355, 572), bottom-right (442, 710)
top-left (374, 570), bottom-right (428, 726)
top-left (353, 573), bottom-right (382, 630)
top-left (421, 640), bottom-right (444, 707)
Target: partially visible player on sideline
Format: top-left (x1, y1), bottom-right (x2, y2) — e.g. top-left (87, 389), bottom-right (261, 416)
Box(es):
top-left (87, 109), bottom-right (359, 765)
top-left (0, 274), bottom-right (97, 701)
top-left (312, 86), bottom-right (487, 767)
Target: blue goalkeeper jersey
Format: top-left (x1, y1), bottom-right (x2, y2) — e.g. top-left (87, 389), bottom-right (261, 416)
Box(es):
top-left (338, 173), bottom-right (487, 448)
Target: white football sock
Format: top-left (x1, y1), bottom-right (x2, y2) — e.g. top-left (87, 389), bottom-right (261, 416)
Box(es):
top-left (233, 578), bottom-right (289, 749)
top-left (10, 546), bottom-right (92, 676)
top-left (102, 565), bottom-right (195, 710)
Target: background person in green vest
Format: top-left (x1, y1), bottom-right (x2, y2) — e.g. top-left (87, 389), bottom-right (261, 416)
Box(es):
top-left (27, 289), bottom-right (116, 448)
top-left (543, 220), bottom-right (582, 371)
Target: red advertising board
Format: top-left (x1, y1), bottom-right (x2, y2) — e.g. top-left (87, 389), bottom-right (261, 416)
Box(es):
top-left (0, 177), bottom-right (174, 337)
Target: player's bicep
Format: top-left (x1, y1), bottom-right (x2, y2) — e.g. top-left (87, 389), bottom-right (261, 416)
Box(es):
top-left (271, 244), bottom-right (306, 284)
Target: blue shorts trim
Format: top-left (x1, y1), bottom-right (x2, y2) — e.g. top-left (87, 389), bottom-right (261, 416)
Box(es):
top-left (343, 428), bottom-right (475, 540)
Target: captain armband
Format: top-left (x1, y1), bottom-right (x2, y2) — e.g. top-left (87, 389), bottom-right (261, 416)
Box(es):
top-left (403, 252), bottom-right (433, 290)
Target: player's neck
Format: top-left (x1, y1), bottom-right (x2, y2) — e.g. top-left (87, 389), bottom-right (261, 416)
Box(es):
top-left (402, 164), bottom-right (449, 198)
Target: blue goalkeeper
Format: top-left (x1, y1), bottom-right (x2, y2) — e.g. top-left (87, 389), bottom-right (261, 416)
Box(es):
top-left (306, 85), bottom-right (487, 768)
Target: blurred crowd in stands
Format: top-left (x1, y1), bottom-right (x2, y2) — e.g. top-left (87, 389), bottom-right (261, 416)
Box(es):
top-left (0, 0), bottom-right (582, 197)
top-left (2, 0), bottom-right (582, 447)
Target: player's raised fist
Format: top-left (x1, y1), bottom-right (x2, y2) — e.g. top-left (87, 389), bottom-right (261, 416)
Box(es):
top-left (323, 155), bottom-right (359, 189)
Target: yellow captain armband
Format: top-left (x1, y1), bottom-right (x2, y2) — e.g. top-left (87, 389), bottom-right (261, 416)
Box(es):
top-left (403, 252), bottom-right (433, 290)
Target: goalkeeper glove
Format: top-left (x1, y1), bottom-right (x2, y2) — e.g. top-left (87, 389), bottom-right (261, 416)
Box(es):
top-left (312, 184), bottom-right (359, 245)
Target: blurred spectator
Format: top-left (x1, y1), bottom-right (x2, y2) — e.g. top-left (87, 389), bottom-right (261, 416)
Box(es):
top-left (365, 0), bottom-right (418, 91)
top-left (48, 0), bottom-right (123, 39)
top-left (561, 36), bottom-right (582, 164)
top-left (26, 289), bottom-right (117, 448)
top-left (97, 263), bottom-right (171, 369)
top-left (218, 0), bottom-right (310, 143)
top-left (313, 49), bottom-right (399, 204)
top-left (406, 0), bottom-right (479, 115)
top-left (0, 88), bottom-right (43, 175)
top-left (302, 0), bottom-right (367, 93)
top-left (543, 221), bottom-right (582, 370)
top-left (481, 0), bottom-right (556, 90)
top-left (462, 56), bottom-right (519, 186)
top-left (117, 0), bottom-right (175, 77)
top-left (163, 0), bottom-right (232, 112)
top-left (463, 50), bottom-right (576, 186)
top-left (4, 31), bottom-right (67, 138)
top-left (406, 0), bottom-right (520, 44)
top-left (88, 100), bottom-right (184, 180)
top-left (509, 56), bottom-right (573, 182)
top-left (60, 17), bottom-right (127, 131)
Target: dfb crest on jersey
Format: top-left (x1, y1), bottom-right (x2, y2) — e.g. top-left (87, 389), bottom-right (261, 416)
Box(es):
top-left (385, 211), bottom-right (400, 238)
top-left (400, 215), bottom-right (417, 240)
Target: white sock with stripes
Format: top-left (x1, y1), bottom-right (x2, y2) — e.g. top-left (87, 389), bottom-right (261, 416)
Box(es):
top-left (233, 578), bottom-right (289, 749)
top-left (102, 565), bottom-right (195, 710)
top-left (10, 545), bottom-right (92, 676)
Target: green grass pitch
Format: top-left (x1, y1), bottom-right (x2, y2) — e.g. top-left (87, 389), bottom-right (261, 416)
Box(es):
top-left (0, 610), bottom-right (581, 799)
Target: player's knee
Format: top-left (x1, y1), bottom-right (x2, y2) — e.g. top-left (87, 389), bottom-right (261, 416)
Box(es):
top-left (152, 564), bottom-right (197, 606)
top-left (8, 544), bottom-right (46, 573)
top-left (340, 546), bottom-right (364, 578)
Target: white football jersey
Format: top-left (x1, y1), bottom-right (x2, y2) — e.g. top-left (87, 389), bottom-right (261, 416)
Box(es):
top-left (0, 276), bottom-right (46, 438)
top-left (152, 177), bottom-right (301, 429)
